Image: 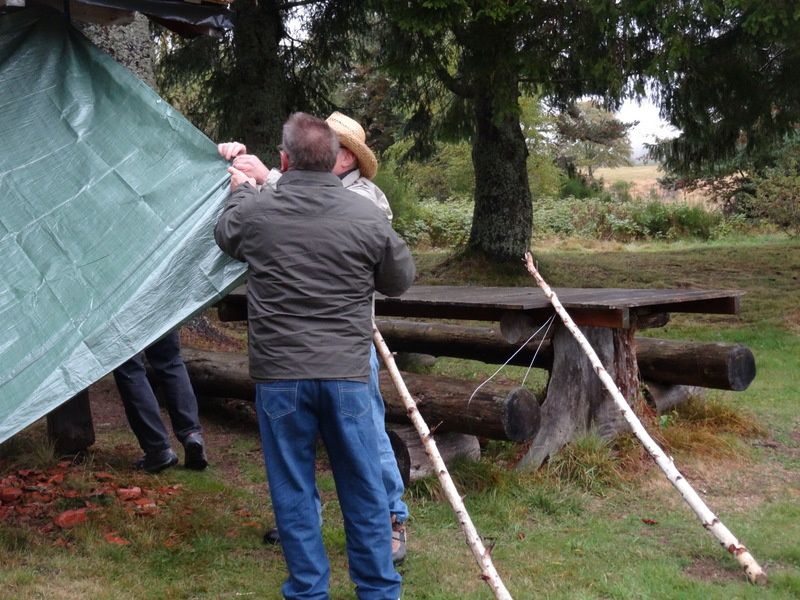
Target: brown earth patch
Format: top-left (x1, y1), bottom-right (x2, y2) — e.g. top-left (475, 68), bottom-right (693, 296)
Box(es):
top-left (784, 308), bottom-right (800, 335)
top-left (684, 555), bottom-right (745, 584)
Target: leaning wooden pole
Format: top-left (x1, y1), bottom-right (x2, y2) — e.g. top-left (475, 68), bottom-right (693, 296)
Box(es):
top-left (373, 323), bottom-right (514, 600)
top-left (523, 253), bottom-right (766, 585)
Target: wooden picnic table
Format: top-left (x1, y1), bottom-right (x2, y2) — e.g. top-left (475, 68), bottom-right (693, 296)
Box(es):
top-left (216, 284), bottom-right (746, 469)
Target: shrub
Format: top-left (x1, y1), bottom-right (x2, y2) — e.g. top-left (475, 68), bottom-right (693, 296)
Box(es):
top-left (609, 180), bottom-right (633, 202)
top-left (560, 176), bottom-right (596, 199)
top-left (373, 162), bottom-right (424, 245)
top-left (415, 198), bottom-right (473, 248)
top-left (401, 141), bottom-right (475, 201)
top-left (752, 173), bottom-right (800, 235)
top-left (533, 196), bottom-right (725, 242)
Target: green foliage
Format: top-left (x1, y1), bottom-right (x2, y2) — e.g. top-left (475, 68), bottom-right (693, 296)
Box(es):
top-left (373, 162), bottom-right (419, 224)
top-left (527, 151), bottom-right (564, 200)
top-left (533, 196), bottom-right (727, 242)
top-left (415, 199), bottom-right (474, 248)
top-left (401, 141), bottom-right (475, 201)
top-left (749, 137), bottom-right (800, 236)
top-left (560, 176), bottom-right (602, 199)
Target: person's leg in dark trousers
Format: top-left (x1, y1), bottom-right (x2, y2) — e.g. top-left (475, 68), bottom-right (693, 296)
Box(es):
top-left (113, 348), bottom-right (177, 472)
top-left (144, 331), bottom-right (202, 444)
top-left (114, 331), bottom-right (206, 471)
top-left (144, 330), bottom-right (207, 470)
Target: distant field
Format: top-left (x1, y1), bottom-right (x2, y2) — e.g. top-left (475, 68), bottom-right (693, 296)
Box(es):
top-left (595, 165), bottom-right (711, 204)
top-left (595, 164), bottom-right (663, 185)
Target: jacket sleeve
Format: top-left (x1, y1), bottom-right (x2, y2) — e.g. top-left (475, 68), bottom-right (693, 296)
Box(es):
top-left (214, 183), bottom-right (257, 262)
top-left (374, 227), bottom-right (415, 297)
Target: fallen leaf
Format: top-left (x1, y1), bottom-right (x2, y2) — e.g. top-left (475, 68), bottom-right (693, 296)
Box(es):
top-left (47, 472), bottom-right (65, 485)
top-left (95, 472), bottom-right (115, 482)
top-left (116, 487), bottom-right (143, 501)
top-left (0, 487), bottom-right (23, 503)
top-left (54, 508), bottom-right (88, 529)
top-left (103, 532), bottom-right (130, 546)
top-left (642, 518), bottom-right (658, 525)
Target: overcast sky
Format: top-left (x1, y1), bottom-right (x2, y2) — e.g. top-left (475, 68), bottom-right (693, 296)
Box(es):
top-left (616, 98), bottom-right (680, 161)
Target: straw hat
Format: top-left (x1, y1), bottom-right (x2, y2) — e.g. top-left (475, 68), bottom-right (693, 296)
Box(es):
top-left (326, 112), bottom-right (378, 179)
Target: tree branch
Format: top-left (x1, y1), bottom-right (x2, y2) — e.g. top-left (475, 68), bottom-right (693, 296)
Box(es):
top-left (434, 64), bottom-right (474, 99)
top-left (277, 0), bottom-right (320, 10)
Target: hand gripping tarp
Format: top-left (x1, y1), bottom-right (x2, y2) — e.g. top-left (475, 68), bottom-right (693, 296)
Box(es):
top-left (0, 8), bottom-right (246, 444)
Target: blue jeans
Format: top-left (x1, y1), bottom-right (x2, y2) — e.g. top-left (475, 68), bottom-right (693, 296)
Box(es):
top-left (113, 331), bottom-right (201, 454)
top-left (256, 380), bottom-right (401, 600)
top-left (369, 345), bottom-right (408, 524)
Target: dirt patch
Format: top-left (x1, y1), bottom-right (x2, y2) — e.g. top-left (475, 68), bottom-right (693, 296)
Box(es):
top-left (784, 308), bottom-right (800, 335)
top-left (684, 555), bottom-right (745, 584)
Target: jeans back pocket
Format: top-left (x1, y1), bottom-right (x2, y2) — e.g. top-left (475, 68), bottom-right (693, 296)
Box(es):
top-left (258, 382), bottom-right (299, 420)
top-left (337, 381), bottom-right (370, 419)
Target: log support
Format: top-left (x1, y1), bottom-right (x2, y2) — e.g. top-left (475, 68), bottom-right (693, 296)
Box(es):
top-left (46, 390), bottom-right (95, 455)
top-left (388, 425), bottom-right (481, 483)
top-left (521, 324), bottom-right (639, 470)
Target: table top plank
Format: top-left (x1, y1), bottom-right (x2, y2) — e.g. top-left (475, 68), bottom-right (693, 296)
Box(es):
top-left (376, 286), bottom-right (743, 313)
top-left (220, 285), bottom-right (742, 328)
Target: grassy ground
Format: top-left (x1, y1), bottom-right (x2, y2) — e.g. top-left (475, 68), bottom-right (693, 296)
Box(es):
top-left (1, 235), bottom-right (798, 599)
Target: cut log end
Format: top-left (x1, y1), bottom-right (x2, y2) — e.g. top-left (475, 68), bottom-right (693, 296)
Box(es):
top-left (728, 345), bottom-right (757, 391)
top-left (505, 387), bottom-right (542, 442)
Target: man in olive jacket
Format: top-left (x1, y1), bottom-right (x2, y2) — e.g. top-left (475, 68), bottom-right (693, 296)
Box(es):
top-left (214, 112), bottom-right (414, 600)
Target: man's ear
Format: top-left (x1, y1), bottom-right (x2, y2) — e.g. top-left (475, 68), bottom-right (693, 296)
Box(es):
top-left (280, 151), bottom-right (289, 172)
top-left (342, 148), bottom-right (357, 170)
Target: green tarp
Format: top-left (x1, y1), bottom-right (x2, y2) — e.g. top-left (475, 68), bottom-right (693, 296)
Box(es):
top-left (0, 8), bottom-right (246, 444)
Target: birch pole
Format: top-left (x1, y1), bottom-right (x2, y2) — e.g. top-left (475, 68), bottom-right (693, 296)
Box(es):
top-left (523, 253), bottom-right (767, 585)
top-left (373, 323), bottom-right (514, 600)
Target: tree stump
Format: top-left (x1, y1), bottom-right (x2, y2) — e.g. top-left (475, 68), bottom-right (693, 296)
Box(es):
top-left (387, 424), bottom-right (481, 483)
top-left (518, 323), bottom-right (640, 470)
top-left (46, 390), bottom-right (95, 455)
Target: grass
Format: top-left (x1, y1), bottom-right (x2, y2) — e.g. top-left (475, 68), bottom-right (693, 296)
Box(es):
top-left (1, 235), bottom-right (799, 598)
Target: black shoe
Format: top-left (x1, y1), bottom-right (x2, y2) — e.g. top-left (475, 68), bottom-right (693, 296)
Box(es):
top-left (183, 433), bottom-right (208, 471)
top-left (134, 448), bottom-right (179, 474)
top-left (262, 527), bottom-right (280, 545)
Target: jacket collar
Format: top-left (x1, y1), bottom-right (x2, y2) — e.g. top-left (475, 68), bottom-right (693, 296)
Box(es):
top-left (339, 168), bottom-right (362, 189)
top-left (276, 169), bottom-right (342, 187)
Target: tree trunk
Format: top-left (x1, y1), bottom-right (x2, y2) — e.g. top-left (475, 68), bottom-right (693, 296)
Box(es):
top-left (223, 0), bottom-right (288, 164)
top-left (468, 50), bottom-right (532, 261)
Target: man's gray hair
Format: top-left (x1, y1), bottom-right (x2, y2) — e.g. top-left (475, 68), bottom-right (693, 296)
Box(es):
top-left (282, 112), bottom-right (339, 172)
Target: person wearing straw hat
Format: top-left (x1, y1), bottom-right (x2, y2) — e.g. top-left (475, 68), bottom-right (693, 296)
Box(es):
top-left (218, 112), bottom-right (410, 564)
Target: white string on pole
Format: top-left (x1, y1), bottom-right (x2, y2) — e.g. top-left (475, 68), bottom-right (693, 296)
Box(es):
top-left (468, 315), bottom-right (555, 406)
